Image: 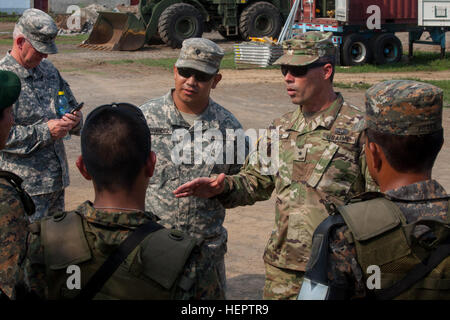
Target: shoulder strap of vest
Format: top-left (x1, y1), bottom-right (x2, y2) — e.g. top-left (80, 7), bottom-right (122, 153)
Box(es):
top-left (75, 219), bottom-right (164, 300)
top-left (42, 211), bottom-right (92, 270)
top-left (0, 170), bottom-right (35, 216)
top-left (338, 197), bottom-right (406, 241)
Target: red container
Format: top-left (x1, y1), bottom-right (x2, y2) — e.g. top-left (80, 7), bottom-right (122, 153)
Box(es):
top-left (296, 0), bottom-right (418, 26)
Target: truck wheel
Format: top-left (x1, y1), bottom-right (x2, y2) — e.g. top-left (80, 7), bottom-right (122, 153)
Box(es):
top-left (341, 34), bottom-right (371, 66)
top-left (371, 33), bottom-right (403, 64)
top-left (158, 3), bottom-right (204, 49)
top-left (239, 2), bottom-right (282, 40)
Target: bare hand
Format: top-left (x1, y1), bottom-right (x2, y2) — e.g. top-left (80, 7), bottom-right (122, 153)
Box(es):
top-left (61, 110), bottom-right (82, 130)
top-left (47, 119), bottom-right (71, 140)
top-left (173, 173), bottom-right (226, 198)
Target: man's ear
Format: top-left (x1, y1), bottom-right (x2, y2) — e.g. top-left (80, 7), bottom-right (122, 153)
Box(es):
top-left (211, 73), bottom-right (222, 89)
top-left (76, 155), bottom-right (92, 181)
top-left (15, 36), bottom-right (25, 50)
top-left (323, 63), bottom-right (333, 81)
top-left (145, 151), bottom-right (156, 178)
top-left (368, 141), bottom-right (383, 172)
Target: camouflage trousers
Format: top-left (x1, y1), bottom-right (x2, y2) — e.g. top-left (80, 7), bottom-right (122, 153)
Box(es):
top-left (263, 263), bottom-right (305, 300)
top-left (29, 189), bottom-right (65, 223)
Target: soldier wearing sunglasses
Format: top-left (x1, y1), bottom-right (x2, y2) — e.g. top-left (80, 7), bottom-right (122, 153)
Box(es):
top-left (174, 32), bottom-right (378, 299)
top-left (139, 38), bottom-right (246, 298)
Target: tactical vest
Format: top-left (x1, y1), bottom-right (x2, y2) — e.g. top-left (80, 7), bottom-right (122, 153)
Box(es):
top-left (40, 211), bottom-right (199, 300)
top-left (338, 197), bottom-right (450, 299)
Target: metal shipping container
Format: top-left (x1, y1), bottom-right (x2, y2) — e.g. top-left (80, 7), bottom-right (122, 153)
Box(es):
top-left (336, 0), bottom-right (418, 25)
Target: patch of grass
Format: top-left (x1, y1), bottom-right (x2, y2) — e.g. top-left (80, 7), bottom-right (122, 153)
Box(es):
top-left (337, 51), bottom-right (450, 73)
top-left (55, 34), bottom-right (89, 45)
top-left (106, 51), bottom-right (239, 70)
top-left (0, 38), bottom-right (12, 45)
top-left (334, 82), bottom-right (372, 90)
top-left (0, 16), bottom-right (20, 23)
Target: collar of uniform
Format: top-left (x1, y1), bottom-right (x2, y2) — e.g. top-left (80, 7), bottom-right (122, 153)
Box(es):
top-left (288, 93), bottom-right (344, 133)
top-left (78, 200), bottom-right (155, 229)
top-left (385, 179), bottom-right (448, 201)
top-left (166, 89), bottom-right (220, 130)
top-left (4, 51), bottom-right (33, 79)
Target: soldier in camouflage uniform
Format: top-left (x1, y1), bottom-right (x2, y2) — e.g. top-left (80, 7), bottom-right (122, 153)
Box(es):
top-left (0, 70), bottom-right (34, 300)
top-left (139, 38), bottom-right (246, 296)
top-left (0, 9), bottom-right (83, 223)
top-left (174, 32), bottom-right (377, 299)
top-left (300, 80), bottom-right (450, 300)
top-left (26, 103), bottom-right (224, 299)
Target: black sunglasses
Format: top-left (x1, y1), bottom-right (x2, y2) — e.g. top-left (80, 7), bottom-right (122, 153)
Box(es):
top-left (280, 62), bottom-right (328, 77)
top-left (177, 67), bottom-right (217, 82)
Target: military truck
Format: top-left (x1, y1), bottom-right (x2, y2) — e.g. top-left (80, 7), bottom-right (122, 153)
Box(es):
top-left (292, 0), bottom-right (450, 65)
top-left (81, 0), bottom-right (291, 50)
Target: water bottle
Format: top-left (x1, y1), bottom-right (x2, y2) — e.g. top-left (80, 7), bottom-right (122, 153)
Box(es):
top-left (56, 91), bottom-right (71, 140)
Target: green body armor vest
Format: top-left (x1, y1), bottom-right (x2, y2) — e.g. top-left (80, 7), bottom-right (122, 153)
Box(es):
top-left (338, 197), bottom-right (450, 299)
top-left (41, 211), bottom-right (199, 300)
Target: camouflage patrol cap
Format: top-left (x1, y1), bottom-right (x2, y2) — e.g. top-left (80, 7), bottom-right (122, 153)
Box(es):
top-left (175, 38), bottom-right (224, 74)
top-left (0, 70), bottom-right (21, 112)
top-left (16, 9), bottom-right (58, 54)
top-left (273, 31), bottom-right (336, 66)
top-left (365, 80), bottom-right (443, 136)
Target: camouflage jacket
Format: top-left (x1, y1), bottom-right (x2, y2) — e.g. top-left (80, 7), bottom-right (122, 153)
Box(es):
top-left (218, 94), bottom-right (376, 271)
top-left (26, 201), bottom-right (224, 300)
top-left (0, 176), bottom-right (29, 299)
top-left (139, 90), bottom-right (246, 258)
top-left (328, 179), bottom-right (449, 299)
top-left (0, 52), bottom-right (81, 196)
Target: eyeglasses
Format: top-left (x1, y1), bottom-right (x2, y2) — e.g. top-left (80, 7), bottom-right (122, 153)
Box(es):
top-left (280, 62), bottom-right (328, 77)
top-left (177, 67), bottom-right (217, 82)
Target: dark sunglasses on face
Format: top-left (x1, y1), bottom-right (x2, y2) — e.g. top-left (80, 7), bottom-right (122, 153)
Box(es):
top-left (280, 62), bottom-right (328, 77)
top-left (177, 67), bottom-right (217, 82)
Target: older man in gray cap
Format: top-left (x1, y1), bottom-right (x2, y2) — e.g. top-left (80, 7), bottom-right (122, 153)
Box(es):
top-left (174, 32), bottom-right (377, 299)
top-left (0, 9), bottom-right (82, 223)
top-left (139, 38), bottom-right (246, 298)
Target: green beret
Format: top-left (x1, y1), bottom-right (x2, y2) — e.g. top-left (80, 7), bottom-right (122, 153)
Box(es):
top-left (365, 80), bottom-right (443, 135)
top-left (0, 71), bottom-right (21, 112)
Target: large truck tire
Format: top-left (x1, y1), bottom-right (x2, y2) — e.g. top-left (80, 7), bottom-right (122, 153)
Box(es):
top-left (239, 2), bottom-right (282, 40)
top-left (341, 33), bottom-right (371, 66)
top-left (371, 33), bottom-right (403, 65)
top-left (158, 3), bottom-right (204, 49)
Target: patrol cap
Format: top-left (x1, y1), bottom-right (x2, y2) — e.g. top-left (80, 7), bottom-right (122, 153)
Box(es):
top-left (273, 31), bottom-right (336, 66)
top-left (365, 80), bottom-right (443, 136)
top-left (175, 38), bottom-right (224, 74)
top-left (16, 8), bottom-right (58, 54)
top-left (0, 70), bottom-right (21, 112)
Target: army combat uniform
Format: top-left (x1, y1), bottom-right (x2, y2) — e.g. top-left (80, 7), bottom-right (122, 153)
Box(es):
top-left (303, 80), bottom-right (450, 300)
top-left (217, 93), bottom-right (375, 299)
top-left (26, 201), bottom-right (224, 299)
top-left (140, 38), bottom-right (246, 296)
top-left (140, 90), bottom-right (244, 295)
top-left (0, 9), bottom-right (81, 222)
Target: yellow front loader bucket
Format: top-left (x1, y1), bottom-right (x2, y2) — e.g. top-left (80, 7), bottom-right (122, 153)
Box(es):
top-left (80, 12), bottom-right (146, 51)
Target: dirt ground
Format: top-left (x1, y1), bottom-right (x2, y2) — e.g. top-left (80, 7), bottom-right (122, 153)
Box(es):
top-left (1, 26), bottom-right (449, 299)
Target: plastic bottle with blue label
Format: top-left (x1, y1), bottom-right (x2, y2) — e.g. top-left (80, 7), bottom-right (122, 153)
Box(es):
top-left (56, 91), bottom-right (71, 140)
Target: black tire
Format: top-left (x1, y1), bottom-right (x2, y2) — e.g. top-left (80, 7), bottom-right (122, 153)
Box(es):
top-left (239, 2), bottom-right (282, 40)
top-left (158, 3), bottom-right (204, 49)
top-left (371, 33), bottom-right (403, 65)
top-left (341, 33), bottom-right (371, 66)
